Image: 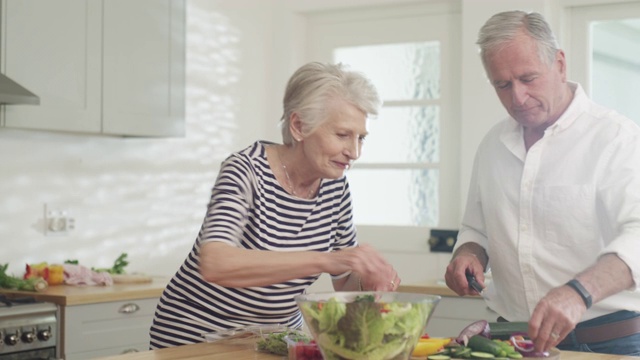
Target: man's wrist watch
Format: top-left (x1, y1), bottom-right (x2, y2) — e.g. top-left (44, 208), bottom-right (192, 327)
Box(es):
top-left (566, 279), bottom-right (592, 309)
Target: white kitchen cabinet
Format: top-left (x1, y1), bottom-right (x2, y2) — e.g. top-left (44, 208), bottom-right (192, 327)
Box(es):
top-left (425, 297), bottom-right (498, 337)
top-left (62, 297), bottom-right (158, 360)
top-left (1, 0), bottom-right (185, 137)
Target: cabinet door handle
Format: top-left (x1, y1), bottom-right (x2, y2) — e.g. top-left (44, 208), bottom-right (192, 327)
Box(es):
top-left (121, 348), bottom-right (140, 354)
top-left (119, 303), bottom-right (140, 314)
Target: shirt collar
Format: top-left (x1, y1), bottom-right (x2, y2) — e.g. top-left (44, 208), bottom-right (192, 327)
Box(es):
top-left (500, 82), bottom-right (589, 154)
top-left (543, 82), bottom-right (586, 135)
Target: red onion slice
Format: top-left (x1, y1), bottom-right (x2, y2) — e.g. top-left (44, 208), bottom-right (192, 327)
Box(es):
top-left (510, 336), bottom-right (549, 358)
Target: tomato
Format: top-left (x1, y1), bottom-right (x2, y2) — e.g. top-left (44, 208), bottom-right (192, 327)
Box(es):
top-left (421, 333), bottom-right (430, 339)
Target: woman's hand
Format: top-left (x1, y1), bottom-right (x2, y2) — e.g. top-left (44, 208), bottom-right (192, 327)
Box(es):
top-left (332, 244), bottom-right (400, 291)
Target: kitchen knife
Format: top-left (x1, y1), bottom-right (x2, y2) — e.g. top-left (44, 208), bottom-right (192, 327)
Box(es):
top-left (466, 273), bottom-right (490, 300)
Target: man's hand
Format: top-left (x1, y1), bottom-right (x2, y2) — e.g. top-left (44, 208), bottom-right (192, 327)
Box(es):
top-left (528, 285), bottom-right (586, 352)
top-left (528, 253), bottom-right (634, 352)
top-left (444, 243), bottom-right (488, 296)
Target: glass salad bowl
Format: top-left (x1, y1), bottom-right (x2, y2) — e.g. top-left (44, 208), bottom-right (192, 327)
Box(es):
top-left (295, 292), bottom-right (441, 360)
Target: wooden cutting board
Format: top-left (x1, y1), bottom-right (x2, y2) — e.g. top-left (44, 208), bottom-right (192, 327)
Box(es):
top-left (111, 274), bottom-right (154, 284)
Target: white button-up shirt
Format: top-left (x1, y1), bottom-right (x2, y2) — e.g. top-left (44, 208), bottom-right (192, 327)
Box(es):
top-left (456, 83), bottom-right (640, 321)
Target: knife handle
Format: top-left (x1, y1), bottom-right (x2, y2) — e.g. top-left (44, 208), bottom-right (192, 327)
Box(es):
top-left (465, 273), bottom-right (484, 294)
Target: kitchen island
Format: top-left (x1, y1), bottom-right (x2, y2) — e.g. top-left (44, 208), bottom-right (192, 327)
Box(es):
top-left (94, 340), bottom-right (639, 360)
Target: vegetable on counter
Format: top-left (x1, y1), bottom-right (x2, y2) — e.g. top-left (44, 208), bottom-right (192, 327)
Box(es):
top-left (412, 337), bottom-right (452, 357)
top-left (0, 263), bottom-right (48, 292)
top-left (24, 262), bottom-right (64, 285)
top-left (65, 252), bottom-right (130, 275)
top-left (434, 320), bottom-right (550, 359)
top-left (256, 330), bottom-right (306, 356)
top-left (91, 253), bottom-right (129, 274)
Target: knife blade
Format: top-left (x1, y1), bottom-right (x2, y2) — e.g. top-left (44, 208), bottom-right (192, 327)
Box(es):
top-left (466, 273), bottom-right (490, 300)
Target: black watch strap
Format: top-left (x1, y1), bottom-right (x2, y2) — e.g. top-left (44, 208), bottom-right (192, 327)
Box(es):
top-left (566, 279), bottom-right (592, 309)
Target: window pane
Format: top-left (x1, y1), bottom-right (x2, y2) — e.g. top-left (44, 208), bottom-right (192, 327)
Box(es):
top-left (591, 19), bottom-right (640, 124)
top-left (360, 106), bottom-right (439, 163)
top-left (347, 169), bottom-right (438, 226)
top-left (334, 42), bottom-right (440, 101)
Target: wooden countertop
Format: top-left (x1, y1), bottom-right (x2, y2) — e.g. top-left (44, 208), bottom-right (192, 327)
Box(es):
top-left (93, 340), bottom-right (639, 360)
top-left (0, 276), bottom-right (169, 306)
top-left (398, 279), bottom-right (466, 297)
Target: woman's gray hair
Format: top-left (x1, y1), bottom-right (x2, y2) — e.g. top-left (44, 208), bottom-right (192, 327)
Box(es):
top-left (477, 10), bottom-right (559, 70)
top-left (279, 62), bottom-right (381, 145)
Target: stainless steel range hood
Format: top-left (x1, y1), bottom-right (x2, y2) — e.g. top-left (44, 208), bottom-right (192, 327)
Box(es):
top-left (0, 73), bottom-right (39, 105)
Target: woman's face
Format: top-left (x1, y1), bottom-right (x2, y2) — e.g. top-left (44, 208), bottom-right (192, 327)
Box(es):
top-left (300, 99), bottom-right (369, 180)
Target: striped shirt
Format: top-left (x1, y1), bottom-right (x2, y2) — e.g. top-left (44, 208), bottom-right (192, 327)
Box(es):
top-left (149, 141), bottom-right (357, 348)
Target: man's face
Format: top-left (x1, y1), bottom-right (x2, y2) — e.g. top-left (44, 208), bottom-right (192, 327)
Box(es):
top-left (485, 31), bottom-right (568, 132)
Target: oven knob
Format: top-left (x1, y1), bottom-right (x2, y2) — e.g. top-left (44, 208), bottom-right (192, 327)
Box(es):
top-left (5, 331), bottom-right (19, 346)
top-left (38, 329), bottom-right (52, 341)
top-left (22, 330), bottom-right (36, 343)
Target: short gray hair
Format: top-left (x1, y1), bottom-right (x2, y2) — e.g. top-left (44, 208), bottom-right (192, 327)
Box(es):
top-left (477, 10), bottom-right (559, 70)
top-left (279, 62), bottom-right (381, 145)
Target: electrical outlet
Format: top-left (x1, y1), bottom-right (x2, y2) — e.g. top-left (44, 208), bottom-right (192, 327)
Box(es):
top-left (44, 203), bottom-right (75, 236)
top-left (428, 229), bottom-right (459, 253)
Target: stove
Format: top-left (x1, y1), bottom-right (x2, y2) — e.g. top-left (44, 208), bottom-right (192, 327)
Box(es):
top-left (0, 295), bottom-right (58, 360)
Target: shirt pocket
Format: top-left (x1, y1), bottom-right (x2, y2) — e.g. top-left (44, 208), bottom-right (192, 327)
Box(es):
top-left (542, 185), bottom-right (598, 247)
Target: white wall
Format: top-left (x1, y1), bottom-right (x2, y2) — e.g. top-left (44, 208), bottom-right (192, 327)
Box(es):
top-left (0, 0), bottom-right (589, 282)
top-left (0, 0), bottom-right (277, 276)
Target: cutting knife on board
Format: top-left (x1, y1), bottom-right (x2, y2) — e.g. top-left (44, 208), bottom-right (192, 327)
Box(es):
top-left (466, 272), bottom-right (490, 300)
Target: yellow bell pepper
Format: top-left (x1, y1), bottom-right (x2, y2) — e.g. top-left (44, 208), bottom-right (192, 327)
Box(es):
top-left (412, 339), bottom-right (446, 357)
top-left (47, 265), bottom-right (65, 285)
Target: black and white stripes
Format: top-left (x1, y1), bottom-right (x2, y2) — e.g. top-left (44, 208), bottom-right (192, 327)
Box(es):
top-left (149, 141), bottom-right (357, 349)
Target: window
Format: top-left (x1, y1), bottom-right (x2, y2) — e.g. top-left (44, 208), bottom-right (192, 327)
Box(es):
top-left (566, 1), bottom-right (640, 125)
top-left (306, 2), bottom-right (461, 233)
top-left (334, 42), bottom-right (441, 226)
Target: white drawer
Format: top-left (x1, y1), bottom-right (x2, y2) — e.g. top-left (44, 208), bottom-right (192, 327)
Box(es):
top-left (64, 298), bottom-right (158, 353)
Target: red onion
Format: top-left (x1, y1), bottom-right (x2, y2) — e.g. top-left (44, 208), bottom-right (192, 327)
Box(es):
top-left (510, 336), bottom-right (549, 358)
top-left (456, 320), bottom-right (491, 345)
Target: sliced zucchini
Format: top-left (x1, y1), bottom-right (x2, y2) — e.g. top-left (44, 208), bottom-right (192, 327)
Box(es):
top-left (470, 351), bottom-right (496, 359)
top-left (427, 355), bottom-right (451, 360)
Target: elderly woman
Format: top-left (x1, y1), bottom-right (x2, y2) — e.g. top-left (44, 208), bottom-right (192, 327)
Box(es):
top-left (149, 62), bottom-right (400, 349)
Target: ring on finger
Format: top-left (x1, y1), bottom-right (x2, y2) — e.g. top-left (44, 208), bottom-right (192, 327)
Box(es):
top-left (390, 280), bottom-right (396, 287)
top-left (550, 332), bottom-right (560, 340)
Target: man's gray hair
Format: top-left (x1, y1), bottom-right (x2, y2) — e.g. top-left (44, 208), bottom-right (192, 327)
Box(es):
top-left (477, 10), bottom-right (559, 70)
top-left (279, 62), bottom-right (381, 145)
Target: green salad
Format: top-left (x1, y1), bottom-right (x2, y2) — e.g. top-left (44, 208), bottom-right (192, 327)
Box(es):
top-left (299, 294), bottom-right (431, 360)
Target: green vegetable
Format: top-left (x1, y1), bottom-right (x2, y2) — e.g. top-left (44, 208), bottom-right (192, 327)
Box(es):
top-left (468, 336), bottom-right (503, 357)
top-left (488, 322), bottom-right (528, 340)
top-left (93, 253), bottom-right (129, 274)
top-left (470, 351), bottom-right (496, 358)
top-left (428, 355), bottom-right (452, 360)
top-left (256, 331), bottom-right (304, 356)
top-left (300, 295), bottom-right (433, 360)
top-left (450, 346), bottom-right (472, 358)
top-left (0, 263), bottom-right (48, 292)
